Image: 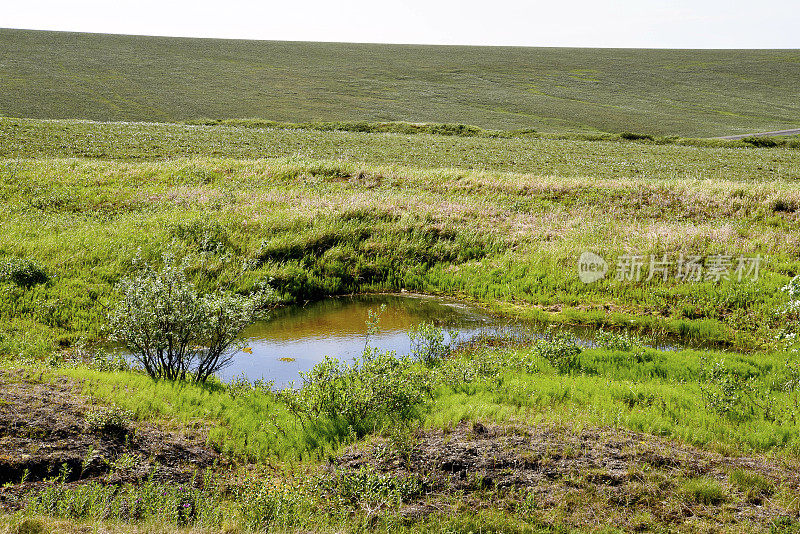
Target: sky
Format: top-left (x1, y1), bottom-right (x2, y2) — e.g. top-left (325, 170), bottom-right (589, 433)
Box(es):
top-left (3, 0), bottom-right (799, 48)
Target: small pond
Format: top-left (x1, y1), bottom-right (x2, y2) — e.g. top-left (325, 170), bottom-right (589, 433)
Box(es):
top-left (221, 294), bottom-right (682, 387)
top-left (224, 294), bottom-right (501, 386)
top-left (118, 294), bottom-right (684, 387)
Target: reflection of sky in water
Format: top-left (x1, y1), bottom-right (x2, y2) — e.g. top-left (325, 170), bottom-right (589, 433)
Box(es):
top-left (216, 294), bottom-right (683, 387)
top-left (223, 294), bottom-right (497, 387)
top-left (118, 294), bottom-right (685, 388)
top-left (112, 295), bottom-right (680, 387)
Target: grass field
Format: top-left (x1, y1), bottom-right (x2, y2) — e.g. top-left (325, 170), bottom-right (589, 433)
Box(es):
top-left (2, 119), bottom-right (800, 355)
top-left (2, 28), bottom-right (800, 136)
top-left (3, 111), bottom-right (800, 531)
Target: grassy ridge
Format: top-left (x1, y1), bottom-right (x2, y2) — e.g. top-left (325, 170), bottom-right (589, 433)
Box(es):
top-left (2, 29), bottom-right (800, 136)
top-left (46, 345), bottom-right (800, 462)
top-left (1, 154), bottom-right (799, 356)
top-left (2, 118), bottom-right (800, 179)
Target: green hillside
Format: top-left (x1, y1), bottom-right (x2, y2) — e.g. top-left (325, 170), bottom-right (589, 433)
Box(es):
top-left (1, 28), bottom-right (798, 136)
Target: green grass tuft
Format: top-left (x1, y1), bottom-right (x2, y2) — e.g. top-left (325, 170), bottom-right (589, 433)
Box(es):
top-left (680, 477), bottom-right (727, 505)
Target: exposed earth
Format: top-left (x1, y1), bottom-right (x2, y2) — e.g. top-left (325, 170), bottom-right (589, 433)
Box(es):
top-left (0, 369), bottom-right (219, 511)
top-left (332, 421), bottom-right (800, 531)
top-left (3, 368), bottom-right (800, 531)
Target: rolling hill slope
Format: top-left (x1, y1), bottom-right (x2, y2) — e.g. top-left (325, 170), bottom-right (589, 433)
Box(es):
top-left (1, 28), bottom-right (799, 136)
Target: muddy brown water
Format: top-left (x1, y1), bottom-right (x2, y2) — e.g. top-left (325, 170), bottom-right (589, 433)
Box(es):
top-left (218, 294), bottom-right (680, 387)
top-left (117, 294), bottom-right (682, 387)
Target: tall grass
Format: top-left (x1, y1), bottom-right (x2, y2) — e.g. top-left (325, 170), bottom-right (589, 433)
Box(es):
top-left (428, 347), bottom-right (800, 454)
top-left (1, 155), bottom-right (798, 355)
top-left (41, 341), bottom-right (800, 461)
top-left (59, 367), bottom-right (343, 462)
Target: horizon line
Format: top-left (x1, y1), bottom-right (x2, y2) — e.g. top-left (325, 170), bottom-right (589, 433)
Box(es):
top-left (3, 26), bottom-right (798, 51)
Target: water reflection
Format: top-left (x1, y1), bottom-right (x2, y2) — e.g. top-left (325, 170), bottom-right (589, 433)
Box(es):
top-left (213, 294), bottom-right (682, 387)
top-left (224, 294), bottom-right (497, 386)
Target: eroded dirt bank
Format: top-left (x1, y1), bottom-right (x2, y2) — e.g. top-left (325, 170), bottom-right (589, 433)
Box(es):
top-left (0, 369), bottom-right (218, 510)
top-left (4, 367), bottom-right (800, 531)
top-left (332, 421), bottom-right (800, 530)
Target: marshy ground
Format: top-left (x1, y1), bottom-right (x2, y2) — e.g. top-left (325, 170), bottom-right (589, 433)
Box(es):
top-left (2, 118), bottom-right (800, 533)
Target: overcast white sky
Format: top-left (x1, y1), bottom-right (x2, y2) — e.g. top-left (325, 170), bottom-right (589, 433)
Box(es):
top-left (3, 0), bottom-right (799, 48)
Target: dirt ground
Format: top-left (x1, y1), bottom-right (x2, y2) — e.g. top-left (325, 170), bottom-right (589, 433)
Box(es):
top-left (0, 369), bottom-right (219, 511)
top-left (333, 421), bottom-right (800, 531)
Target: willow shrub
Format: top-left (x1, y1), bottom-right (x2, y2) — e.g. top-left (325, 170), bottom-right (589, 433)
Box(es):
top-left (109, 252), bottom-right (276, 383)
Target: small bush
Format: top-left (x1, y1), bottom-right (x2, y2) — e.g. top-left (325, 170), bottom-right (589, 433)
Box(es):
top-left (681, 477), bottom-right (727, 505)
top-left (619, 132), bottom-right (655, 141)
top-left (235, 478), bottom-right (304, 531)
top-left (699, 358), bottom-right (773, 421)
top-left (279, 347), bottom-right (433, 437)
top-left (535, 328), bottom-right (583, 374)
top-left (409, 322), bottom-right (452, 366)
top-left (771, 198), bottom-right (798, 213)
top-left (0, 258), bottom-right (49, 287)
top-left (85, 406), bottom-right (134, 433)
top-left (594, 329), bottom-right (647, 359)
top-left (323, 466), bottom-right (427, 506)
top-left (109, 253), bottom-right (276, 383)
top-left (741, 136), bottom-right (786, 148)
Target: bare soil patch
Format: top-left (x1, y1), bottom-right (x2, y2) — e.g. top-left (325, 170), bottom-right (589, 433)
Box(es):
top-left (332, 421), bottom-right (800, 530)
top-left (0, 369), bottom-right (218, 510)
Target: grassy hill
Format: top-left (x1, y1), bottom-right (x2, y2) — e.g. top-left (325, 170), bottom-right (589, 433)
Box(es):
top-left (1, 28), bottom-right (799, 136)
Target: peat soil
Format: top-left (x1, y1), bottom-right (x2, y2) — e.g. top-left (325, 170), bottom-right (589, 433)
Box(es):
top-left (332, 421), bottom-right (800, 531)
top-left (0, 369), bottom-right (219, 511)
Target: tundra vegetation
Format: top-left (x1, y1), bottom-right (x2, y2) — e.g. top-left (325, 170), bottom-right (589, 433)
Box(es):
top-left (2, 29), bottom-right (800, 137)
top-left (1, 116), bottom-right (800, 533)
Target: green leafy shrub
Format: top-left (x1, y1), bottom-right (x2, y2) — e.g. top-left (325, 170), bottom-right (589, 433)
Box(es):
top-left (279, 346), bottom-right (433, 437)
top-left (0, 258), bottom-right (48, 287)
top-left (235, 478), bottom-right (305, 531)
top-left (109, 253), bottom-right (276, 383)
top-left (25, 471), bottom-right (224, 527)
top-left (409, 322), bottom-right (452, 366)
top-left (322, 466), bottom-right (428, 506)
top-left (699, 358), bottom-right (775, 422)
top-left (535, 328), bottom-right (583, 374)
top-left (594, 329), bottom-right (647, 359)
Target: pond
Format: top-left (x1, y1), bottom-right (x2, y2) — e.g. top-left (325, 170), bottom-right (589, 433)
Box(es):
top-left (117, 293), bottom-right (682, 387)
top-left (223, 294), bottom-right (502, 386)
